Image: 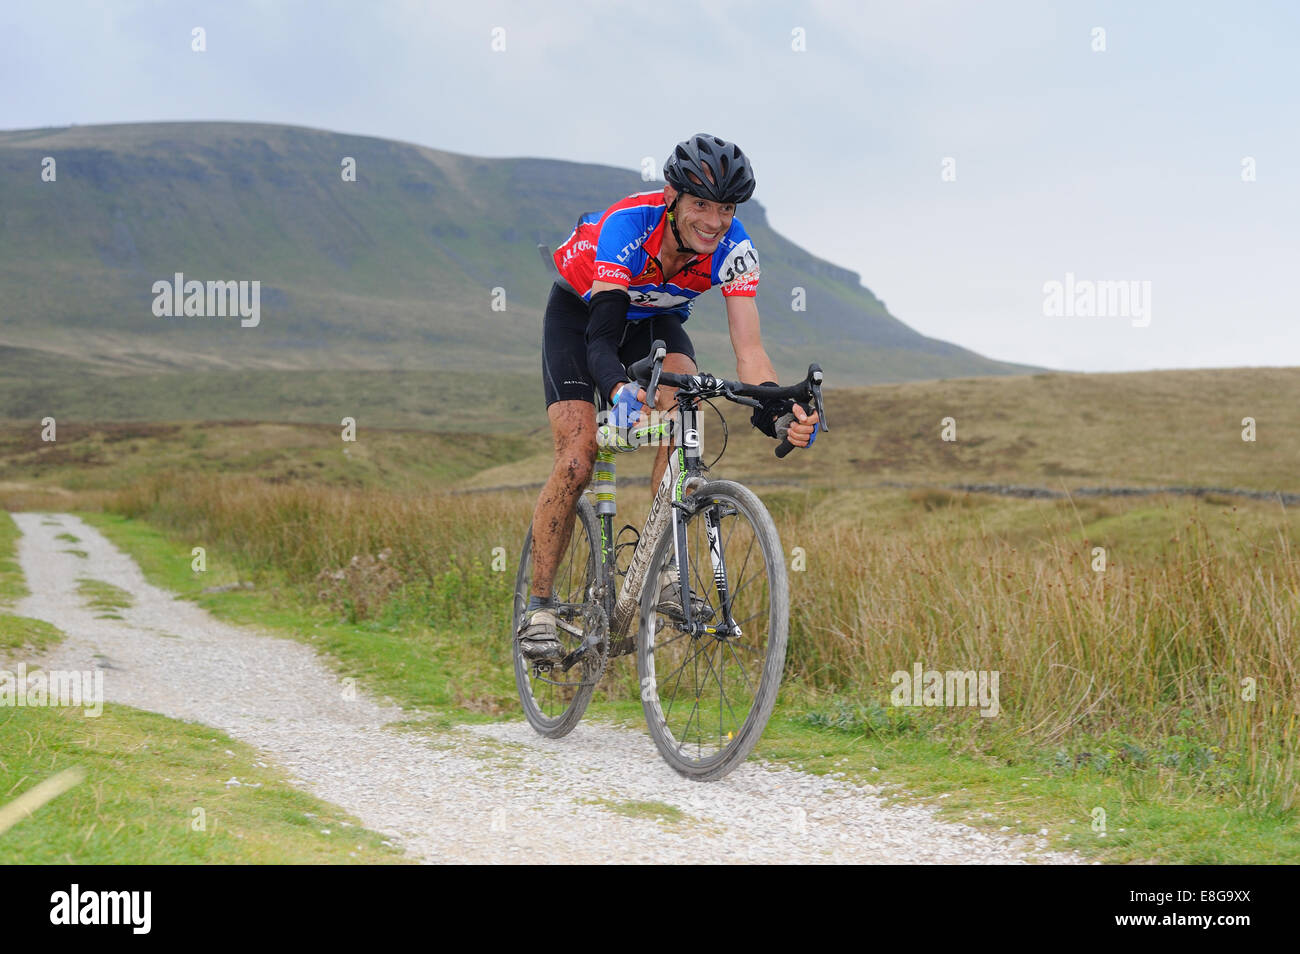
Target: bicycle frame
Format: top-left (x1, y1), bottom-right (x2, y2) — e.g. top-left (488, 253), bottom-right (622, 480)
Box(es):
top-left (544, 350), bottom-right (822, 672)
top-left (591, 394), bottom-right (733, 656)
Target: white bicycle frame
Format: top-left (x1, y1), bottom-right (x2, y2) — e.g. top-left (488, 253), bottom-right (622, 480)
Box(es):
top-left (594, 394), bottom-right (727, 644)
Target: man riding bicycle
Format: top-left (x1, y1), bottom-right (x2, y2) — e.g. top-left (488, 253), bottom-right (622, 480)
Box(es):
top-left (519, 133), bottom-right (820, 661)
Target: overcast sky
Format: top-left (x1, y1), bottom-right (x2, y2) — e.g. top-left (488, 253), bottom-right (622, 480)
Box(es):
top-left (2, 0), bottom-right (1296, 372)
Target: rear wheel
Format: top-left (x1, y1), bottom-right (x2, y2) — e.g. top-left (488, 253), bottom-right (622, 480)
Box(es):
top-left (636, 480), bottom-right (788, 781)
top-left (512, 494), bottom-right (606, 737)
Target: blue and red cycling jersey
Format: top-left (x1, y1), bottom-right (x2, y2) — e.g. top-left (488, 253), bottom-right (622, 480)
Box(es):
top-left (552, 190), bottom-right (760, 320)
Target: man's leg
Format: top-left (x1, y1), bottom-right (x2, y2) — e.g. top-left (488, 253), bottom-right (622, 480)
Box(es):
top-left (529, 398), bottom-right (598, 600)
top-left (520, 282), bottom-right (600, 660)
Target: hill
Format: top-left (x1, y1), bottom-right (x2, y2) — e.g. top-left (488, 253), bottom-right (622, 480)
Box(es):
top-left (0, 121), bottom-right (1038, 400)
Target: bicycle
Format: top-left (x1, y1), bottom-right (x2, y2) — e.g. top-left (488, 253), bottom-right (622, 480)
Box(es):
top-left (511, 338), bottom-right (828, 781)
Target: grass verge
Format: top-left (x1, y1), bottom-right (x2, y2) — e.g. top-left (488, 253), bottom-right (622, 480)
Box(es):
top-left (0, 614), bottom-right (64, 657)
top-left (0, 510), bottom-right (63, 661)
top-left (0, 703), bottom-right (408, 863)
top-left (0, 512), bottom-right (27, 604)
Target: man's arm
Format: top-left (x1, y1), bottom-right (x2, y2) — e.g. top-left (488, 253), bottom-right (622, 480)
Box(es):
top-left (724, 294), bottom-right (778, 384)
top-left (725, 295), bottom-right (819, 447)
top-left (587, 279), bottom-right (632, 402)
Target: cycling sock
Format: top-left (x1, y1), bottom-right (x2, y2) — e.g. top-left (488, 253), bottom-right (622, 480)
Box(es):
top-left (526, 594), bottom-right (557, 613)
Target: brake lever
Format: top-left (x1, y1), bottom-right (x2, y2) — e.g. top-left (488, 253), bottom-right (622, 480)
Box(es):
top-left (774, 363), bottom-right (826, 459)
top-left (808, 364), bottom-right (827, 431)
top-left (645, 344), bottom-right (666, 409)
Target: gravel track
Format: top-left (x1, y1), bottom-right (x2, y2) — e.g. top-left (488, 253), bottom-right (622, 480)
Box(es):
top-left (9, 512), bottom-right (1081, 864)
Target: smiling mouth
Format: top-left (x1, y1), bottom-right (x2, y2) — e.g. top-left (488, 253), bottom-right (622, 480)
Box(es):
top-left (693, 226), bottom-right (719, 242)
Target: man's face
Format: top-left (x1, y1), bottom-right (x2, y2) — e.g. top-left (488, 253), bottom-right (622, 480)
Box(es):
top-left (667, 186), bottom-right (734, 254)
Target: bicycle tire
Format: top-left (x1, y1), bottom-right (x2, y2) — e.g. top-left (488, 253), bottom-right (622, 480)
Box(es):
top-left (636, 479), bottom-right (789, 781)
top-left (512, 494), bottom-right (605, 738)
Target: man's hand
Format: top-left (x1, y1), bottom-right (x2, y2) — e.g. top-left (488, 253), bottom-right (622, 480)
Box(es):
top-left (610, 382), bottom-right (648, 428)
top-left (778, 404), bottom-right (820, 448)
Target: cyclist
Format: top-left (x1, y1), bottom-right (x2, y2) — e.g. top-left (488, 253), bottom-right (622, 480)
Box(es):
top-left (519, 133), bottom-right (820, 661)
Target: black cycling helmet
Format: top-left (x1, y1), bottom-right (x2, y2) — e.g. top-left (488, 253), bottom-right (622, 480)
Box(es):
top-left (663, 134), bottom-right (756, 205)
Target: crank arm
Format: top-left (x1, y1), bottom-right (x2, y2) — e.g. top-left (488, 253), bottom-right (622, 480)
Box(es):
top-left (556, 619), bottom-right (585, 638)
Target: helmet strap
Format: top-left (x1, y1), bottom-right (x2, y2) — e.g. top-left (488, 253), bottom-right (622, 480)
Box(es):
top-left (665, 194), bottom-right (698, 254)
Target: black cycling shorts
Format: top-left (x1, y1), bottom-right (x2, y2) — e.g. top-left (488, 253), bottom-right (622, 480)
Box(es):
top-left (541, 282), bottom-right (696, 408)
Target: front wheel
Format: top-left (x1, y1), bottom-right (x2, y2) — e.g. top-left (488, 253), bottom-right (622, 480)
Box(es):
top-left (636, 480), bottom-right (789, 781)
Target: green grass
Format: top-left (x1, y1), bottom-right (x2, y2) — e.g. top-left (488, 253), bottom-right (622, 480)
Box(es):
top-left (0, 512), bottom-right (26, 604)
top-left (76, 578), bottom-right (134, 616)
top-left (0, 703), bottom-right (408, 863)
top-left (585, 797), bottom-right (691, 825)
top-left (0, 613), bottom-right (64, 656)
top-left (80, 507), bottom-right (1300, 863)
top-left (748, 711), bottom-right (1300, 864)
top-left (0, 512), bottom-right (55, 656)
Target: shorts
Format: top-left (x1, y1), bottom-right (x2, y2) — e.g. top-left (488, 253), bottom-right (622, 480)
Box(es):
top-left (541, 282), bottom-right (696, 409)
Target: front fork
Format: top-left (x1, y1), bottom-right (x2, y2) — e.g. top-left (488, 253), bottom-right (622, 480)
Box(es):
top-left (704, 504), bottom-right (739, 636)
top-left (672, 499), bottom-right (739, 637)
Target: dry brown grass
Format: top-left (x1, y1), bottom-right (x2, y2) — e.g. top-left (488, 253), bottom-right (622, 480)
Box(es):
top-left (98, 471), bottom-right (1300, 809)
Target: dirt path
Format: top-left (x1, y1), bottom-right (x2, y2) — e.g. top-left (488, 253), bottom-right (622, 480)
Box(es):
top-left (9, 512), bottom-right (1080, 864)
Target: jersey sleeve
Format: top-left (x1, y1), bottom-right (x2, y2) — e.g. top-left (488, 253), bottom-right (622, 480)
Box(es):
top-left (591, 205), bottom-right (653, 288)
top-left (714, 218), bottom-right (760, 297)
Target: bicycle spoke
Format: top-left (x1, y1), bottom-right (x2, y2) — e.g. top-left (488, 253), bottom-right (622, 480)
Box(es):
top-left (726, 567), bottom-right (767, 608)
top-left (660, 624), bottom-right (706, 721)
top-left (721, 504), bottom-right (741, 562)
top-left (667, 637), bottom-right (742, 756)
top-left (723, 638), bottom-right (756, 695)
top-left (655, 628), bottom-right (694, 651)
top-left (698, 637), bottom-right (742, 736)
top-left (563, 522), bottom-right (580, 601)
top-left (689, 541), bottom-right (714, 613)
top-left (731, 532), bottom-right (757, 607)
top-left (673, 640), bottom-right (707, 756)
top-left (656, 631), bottom-right (712, 688)
top-left (659, 504), bottom-right (753, 750)
top-left (724, 637), bottom-right (765, 656)
top-left (658, 625), bottom-right (747, 753)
